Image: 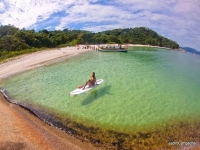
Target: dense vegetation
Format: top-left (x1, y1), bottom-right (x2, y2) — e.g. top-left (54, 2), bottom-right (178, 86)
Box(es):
top-left (0, 25), bottom-right (179, 61)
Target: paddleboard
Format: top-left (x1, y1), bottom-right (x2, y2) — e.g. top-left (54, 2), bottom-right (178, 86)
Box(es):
top-left (70, 79), bottom-right (104, 95)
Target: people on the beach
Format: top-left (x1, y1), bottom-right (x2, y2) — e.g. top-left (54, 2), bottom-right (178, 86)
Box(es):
top-left (82, 72), bottom-right (97, 90)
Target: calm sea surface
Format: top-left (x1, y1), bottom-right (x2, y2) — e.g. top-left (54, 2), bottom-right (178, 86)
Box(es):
top-left (1, 47), bottom-right (200, 134)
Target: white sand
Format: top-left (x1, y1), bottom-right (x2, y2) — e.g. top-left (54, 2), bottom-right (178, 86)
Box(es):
top-left (0, 46), bottom-right (94, 80)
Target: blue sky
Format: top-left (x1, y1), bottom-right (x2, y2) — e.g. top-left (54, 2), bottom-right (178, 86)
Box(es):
top-left (0, 0), bottom-right (199, 51)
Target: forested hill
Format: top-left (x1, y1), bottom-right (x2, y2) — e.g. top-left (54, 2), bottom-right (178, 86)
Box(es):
top-left (0, 25), bottom-right (179, 61)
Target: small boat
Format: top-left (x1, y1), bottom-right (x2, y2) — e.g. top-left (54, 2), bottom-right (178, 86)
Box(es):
top-left (98, 45), bottom-right (128, 52)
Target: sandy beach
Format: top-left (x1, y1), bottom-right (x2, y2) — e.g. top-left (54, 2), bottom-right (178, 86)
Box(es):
top-left (0, 46), bottom-right (98, 150)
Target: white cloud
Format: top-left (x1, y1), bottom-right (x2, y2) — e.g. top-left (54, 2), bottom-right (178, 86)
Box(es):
top-left (0, 1), bottom-right (5, 12)
top-left (55, 3), bottom-right (133, 30)
top-left (0, 0), bottom-right (199, 50)
top-left (0, 0), bottom-right (80, 28)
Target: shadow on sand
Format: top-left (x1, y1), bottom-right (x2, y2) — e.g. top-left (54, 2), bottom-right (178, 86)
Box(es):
top-left (81, 85), bottom-right (112, 106)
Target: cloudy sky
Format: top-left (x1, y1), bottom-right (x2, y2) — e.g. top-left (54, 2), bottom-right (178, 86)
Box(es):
top-left (0, 0), bottom-right (199, 51)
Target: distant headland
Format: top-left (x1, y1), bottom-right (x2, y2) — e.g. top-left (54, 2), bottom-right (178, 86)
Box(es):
top-left (181, 47), bottom-right (200, 55)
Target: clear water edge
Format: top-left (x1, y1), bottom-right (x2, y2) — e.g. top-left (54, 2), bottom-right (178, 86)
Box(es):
top-left (0, 48), bottom-right (200, 135)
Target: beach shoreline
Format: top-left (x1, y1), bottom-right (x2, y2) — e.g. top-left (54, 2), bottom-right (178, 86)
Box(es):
top-left (0, 44), bottom-right (164, 79)
top-left (0, 44), bottom-right (182, 80)
top-left (0, 46), bottom-right (97, 80)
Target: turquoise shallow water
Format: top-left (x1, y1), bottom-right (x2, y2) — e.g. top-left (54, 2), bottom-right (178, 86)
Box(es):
top-left (1, 48), bottom-right (200, 134)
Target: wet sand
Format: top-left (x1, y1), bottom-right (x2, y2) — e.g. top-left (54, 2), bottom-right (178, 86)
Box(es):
top-left (0, 46), bottom-right (98, 150)
top-left (0, 93), bottom-right (97, 150)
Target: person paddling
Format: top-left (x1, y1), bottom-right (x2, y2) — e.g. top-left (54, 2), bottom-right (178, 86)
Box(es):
top-left (82, 72), bottom-right (97, 90)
